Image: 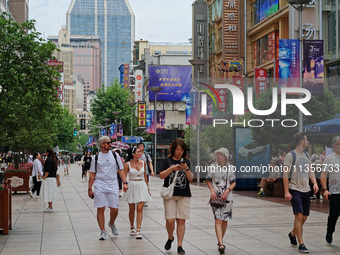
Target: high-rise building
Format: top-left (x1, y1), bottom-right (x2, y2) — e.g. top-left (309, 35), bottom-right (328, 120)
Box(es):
top-left (48, 26), bottom-right (102, 111)
top-left (66, 0), bottom-right (135, 87)
top-left (1, 0), bottom-right (28, 24)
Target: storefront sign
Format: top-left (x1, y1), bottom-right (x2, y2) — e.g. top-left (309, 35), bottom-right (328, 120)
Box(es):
top-left (138, 101), bottom-right (146, 129)
top-left (135, 70), bottom-right (143, 102)
top-left (254, 68), bottom-right (267, 98)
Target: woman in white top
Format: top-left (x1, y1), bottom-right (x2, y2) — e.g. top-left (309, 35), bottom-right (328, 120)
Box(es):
top-left (123, 147), bottom-right (151, 239)
top-left (29, 152), bottom-right (44, 198)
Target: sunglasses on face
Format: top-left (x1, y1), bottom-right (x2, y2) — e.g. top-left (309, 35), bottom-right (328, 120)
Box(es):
top-left (105, 141), bottom-right (112, 145)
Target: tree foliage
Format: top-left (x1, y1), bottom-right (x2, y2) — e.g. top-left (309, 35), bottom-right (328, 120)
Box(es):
top-left (90, 80), bottom-right (134, 135)
top-left (56, 108), bottom-right (77, 151)
top-left (0, 13), bottom-right (63, 153)
top-left (250, 87), bottom-right (336, 147)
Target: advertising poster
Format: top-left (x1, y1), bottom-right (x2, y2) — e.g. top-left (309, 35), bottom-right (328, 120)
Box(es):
top-left (89, 136), bottom-right (93, 147)
top-left (101, 129), bottom-right (106, 137)
top-left (200, 95), bottom-right (212, 124)
top-left (254, 68), bottom-right (267, 98)
top-left (149, 66), bottom-right (192, 101)
top-left (234, 127), bottom-right (271, 188)
top-left (117, 123), bottom-right (123, 138)
top-left (190, 92), bottom-right (198, 125)
top-left (110, 124), bottom-right (116, 140)
top-left (146, 110), bottom-right (155, 134)
top-left (157, 110), bottom-right (166, 133)
top-left (303, 40), bottom-right (324, 95)
top-left (93, 137), bottom-right (97, 145)
top-left (185, 94), bottom-right (191, 124)
top-left (279, 39), bottom-right (300, 91)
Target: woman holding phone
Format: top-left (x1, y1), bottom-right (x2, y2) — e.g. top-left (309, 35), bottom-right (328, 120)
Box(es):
top-left (159, 139), bottom-right (194, 255)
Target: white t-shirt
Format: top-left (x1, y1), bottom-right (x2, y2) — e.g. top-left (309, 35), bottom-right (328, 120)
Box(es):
top-left (323, 152), bottom-right (340, 194)
top-left (90, 152), bottom-right (124, 193)
top-left (284, 151), bottom-right (311, 193)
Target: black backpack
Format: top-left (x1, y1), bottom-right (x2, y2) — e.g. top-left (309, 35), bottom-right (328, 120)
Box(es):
top-left (95, 151), bottom-right (121, 173)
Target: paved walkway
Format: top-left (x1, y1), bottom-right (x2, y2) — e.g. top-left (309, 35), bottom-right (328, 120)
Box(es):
top-left (1, 163), bottom-right (340, 255)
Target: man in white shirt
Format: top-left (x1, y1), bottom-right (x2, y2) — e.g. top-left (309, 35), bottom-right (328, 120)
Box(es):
top-left (88, 136), bottom-right (128, 240)
top-left (321, 136), bottom-right (340, 244)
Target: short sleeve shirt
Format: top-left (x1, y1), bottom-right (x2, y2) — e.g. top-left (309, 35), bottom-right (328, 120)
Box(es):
top-left (140, 152), bottom-right (152, 175)
top-left (205, 162), bottom-right (236, 201)
top-left (62, 156), bottom-right (70, 164)
top-left (323, 152), bottom-right (340, 194)
top-left (284, 151), bottom-right (311, 193)
top-left (90, 152), bottom-right (124, 193)
top-left (159, 157), bottom-right (191, 197)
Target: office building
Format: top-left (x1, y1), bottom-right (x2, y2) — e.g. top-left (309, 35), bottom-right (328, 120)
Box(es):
top-left (67, 0), bottom-right (135, 87)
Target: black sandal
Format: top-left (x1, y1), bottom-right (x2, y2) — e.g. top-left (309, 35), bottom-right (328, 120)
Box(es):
top-left (218, 244), bottom-right (226, 254)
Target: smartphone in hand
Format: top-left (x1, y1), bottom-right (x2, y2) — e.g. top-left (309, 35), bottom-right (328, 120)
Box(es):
top-left (180, 158), bottom-right (185, 164)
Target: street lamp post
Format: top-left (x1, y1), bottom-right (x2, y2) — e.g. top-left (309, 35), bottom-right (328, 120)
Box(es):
top-left (286, 0), bottom-right (309, 132)
top-left (103, 118), bottom-right (110, 136)
top-left (127, 101), bottom-right (136, 136)
top-left (149, 87), bottom-right (163, 174)
top-left (112, 112), bottom-right (121, 141)
top-left (189, 59), bottom-right (208, 185)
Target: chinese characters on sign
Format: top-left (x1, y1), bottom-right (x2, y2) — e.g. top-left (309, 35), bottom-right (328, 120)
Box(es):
top-left (225, 0), bottom-right (239, 56)
top-left (254, 68), bottom-right (267, 98)
top-left (138, 101), bottom-right (146, 129)
top-left (123, 64), bottom-right (129, 89)
top-left (135, 70), bottom-right (143, 102)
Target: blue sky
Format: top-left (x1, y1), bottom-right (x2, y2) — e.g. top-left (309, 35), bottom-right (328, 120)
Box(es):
top-left (29, 0), bottom-right (194, 43)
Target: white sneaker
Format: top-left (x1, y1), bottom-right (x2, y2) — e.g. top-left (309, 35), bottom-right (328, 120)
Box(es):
top-left (99, 231), bottom-right (106, 240)
top-left (28, 191), bottom-right (33, 198)
top-left (44, 207), bottom-right (54, 213)
top-left (108, 222), bottom-right (118, 236)
top-left (144, 203), bottom-right (148, 207)
top-left (35, 196), bottom-right (40, 199)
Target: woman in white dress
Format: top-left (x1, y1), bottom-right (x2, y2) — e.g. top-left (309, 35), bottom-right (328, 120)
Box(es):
top-left (41, 148), bottom-right (58, 212)
top-left (123, 147), bottom-right (151, 239)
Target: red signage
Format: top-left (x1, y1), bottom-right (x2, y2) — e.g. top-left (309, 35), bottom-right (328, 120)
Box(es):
top-left (254, 68), bottom-right (267, 98)
top-left (47, 59), bottom-right (64, 73)
top-left (216, 89), bottom-right (227, 113)
top-left (232, 76), bottom-right (244, 92)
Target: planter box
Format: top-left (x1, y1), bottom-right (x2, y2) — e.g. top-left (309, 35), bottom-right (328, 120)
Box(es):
top-left (0, 187), bottom-right (12, 234)
top-left (4, 171), bottom-right (30, 193)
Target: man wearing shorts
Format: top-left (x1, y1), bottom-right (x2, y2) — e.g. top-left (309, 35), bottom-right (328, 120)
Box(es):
top-left (321, 136), bottom-right (340, 244)
top-left (62, 152), bottom-right (70, 175)
top-left (283, 132), bottom-right (318, 253)
top-left (88, 136), bottom-right (128, 240)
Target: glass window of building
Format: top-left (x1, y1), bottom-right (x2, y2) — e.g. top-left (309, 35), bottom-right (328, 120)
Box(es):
top-left (252, 0), bottom-right (279, 25)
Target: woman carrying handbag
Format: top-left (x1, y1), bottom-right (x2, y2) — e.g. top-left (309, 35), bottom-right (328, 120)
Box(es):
top-left (159, 139), bottom-right (193, 255)
top-left (206, 148), bottom-right (236, 254)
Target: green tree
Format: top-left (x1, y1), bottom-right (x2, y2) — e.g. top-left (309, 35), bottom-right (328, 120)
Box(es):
top-left (0, 13), bottom-right (62, 156)
top-left (250, 88), bottom-right (336, 147)
top-left (90, 80), bottom-right (133, 136)
top-left (56, 108), bottom-right (77, 151)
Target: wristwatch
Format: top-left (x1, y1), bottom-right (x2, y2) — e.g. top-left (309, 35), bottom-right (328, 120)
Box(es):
top-left (123, 182), bottom-right (128, 185)
top-left (322, 189), bottom-right (328, 192)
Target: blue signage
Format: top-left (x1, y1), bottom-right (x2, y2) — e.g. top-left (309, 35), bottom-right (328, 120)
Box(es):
top-left (149, 66), bottom-right (192, 101)
top-left (122, 136), bottom-right (144, 144)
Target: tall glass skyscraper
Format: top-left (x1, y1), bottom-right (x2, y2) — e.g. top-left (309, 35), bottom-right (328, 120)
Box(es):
top-left (67, 0), bottom-right (135, 87)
